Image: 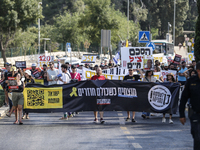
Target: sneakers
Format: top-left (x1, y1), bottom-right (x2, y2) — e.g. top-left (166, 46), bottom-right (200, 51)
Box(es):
top-left (162, 118), bottom-right (166, 123)
top-left (146, 116), bottom-right (150, 119)
top-left (141, 114), bottom-right (146, 119)
top-left (93, 118), bottom-right (98, 123)
top-left (100, 118), bottom-right (105, 124)
top-left (169, 119), bottom-right (173, 124)
top-left (132, 119), bottom-right (137, 123)
top-left (126, 117), bottom-right (130, 121)
top-left (68, 114), bottom-right (73, 118)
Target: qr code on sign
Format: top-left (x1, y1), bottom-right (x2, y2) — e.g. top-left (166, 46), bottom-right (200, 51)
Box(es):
top-left (27, 90), bottom-right (45, 106)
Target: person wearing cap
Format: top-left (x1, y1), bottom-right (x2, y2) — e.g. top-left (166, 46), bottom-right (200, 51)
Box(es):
top-left (94, 65), bottom-right (98, 71)
top-left (178, 61), bottom-right (188, 85)
top-left (163, 63), bottom-right (169, 71)
top-left (162, 73), bottom-right (176, 124)
top-left (90, 64), bottom-right (94, 70)
top-left (124, 68), bottom-right (144, 123)
top-left (30, 63), bottom-right (41, 79)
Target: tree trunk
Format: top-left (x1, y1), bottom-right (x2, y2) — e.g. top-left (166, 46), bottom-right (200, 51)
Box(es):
top-left (1, 49), bottom-right (7, 63)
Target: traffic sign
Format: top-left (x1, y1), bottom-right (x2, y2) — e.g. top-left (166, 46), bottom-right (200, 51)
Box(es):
top-left (66, 43), bottom-right (71, 48)
top-left (138, 31), bottom-right (150, 43)
top-left (68, 48), bottom-right (71, 53)
top-left (146, 42), bottom-right (155, 51)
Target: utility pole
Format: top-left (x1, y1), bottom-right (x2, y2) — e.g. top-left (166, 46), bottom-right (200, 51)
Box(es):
top-left (127, 0), bottom-right (129, 40)
top-left (173, 0), bottom-right (176, 46)
top-left (38, 2), bottom-right (42, 54)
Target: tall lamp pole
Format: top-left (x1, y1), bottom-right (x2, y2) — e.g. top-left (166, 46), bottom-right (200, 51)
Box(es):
top-left (38, 2), bottom-right (42, 54)
top-left (173, 0), bottom-right (176, 46)
top-left (127, 0), bottom-right (129, 40)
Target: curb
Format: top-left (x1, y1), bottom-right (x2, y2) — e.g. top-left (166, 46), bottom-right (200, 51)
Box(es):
top-left (0, 106), bottom-right (9, 117)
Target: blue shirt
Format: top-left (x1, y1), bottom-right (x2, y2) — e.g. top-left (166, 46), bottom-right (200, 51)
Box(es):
top-left (178, 67), bottom-right (187, 81)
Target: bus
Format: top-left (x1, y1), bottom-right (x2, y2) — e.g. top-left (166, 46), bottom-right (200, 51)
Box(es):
top-left (151, 40), bottom-right (174, 55)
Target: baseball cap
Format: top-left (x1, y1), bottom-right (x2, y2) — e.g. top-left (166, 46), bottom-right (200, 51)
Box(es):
top-left (71, 65), bottom-right (77, 69)
top-left (32, 63), bottom-right (36, 67)
top-left (164, 63), bottom-right (168, 67)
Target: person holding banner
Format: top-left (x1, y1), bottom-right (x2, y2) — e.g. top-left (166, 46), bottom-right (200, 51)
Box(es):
top-left (124, 69), bottom-right (144, 123)
top-left (162, 73), bottom-right (175, 124)
top-left (22, 70), bottom-right (35, 119)
top-left (91, 67), bottom-right (107, 124)
top-left (11, 73), bottom-right (25, 125)
top-left (142, 70), bottom-right (157, 119)
top-left (58, 64), bottom-right (72, 120)
top-left (41, 64), bottom-right (48, 86)
top-left (47, 62), bottom-right (59, 85)
top-left (30, 64), bottom-right (41, 79)
top-left (70, 65), bottom-right (81, 82)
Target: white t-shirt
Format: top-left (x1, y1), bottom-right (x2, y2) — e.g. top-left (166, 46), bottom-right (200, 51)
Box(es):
top-left (59, 72), bottom-right (71, 84)
top-left (47, 69), bottom-right (59, 85)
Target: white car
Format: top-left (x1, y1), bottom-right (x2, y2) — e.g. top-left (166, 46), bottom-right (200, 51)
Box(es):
top-left (59, 57), bottom-right (81, 65)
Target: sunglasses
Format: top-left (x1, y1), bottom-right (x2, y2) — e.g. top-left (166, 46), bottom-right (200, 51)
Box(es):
top-left (49, 64), bottom-right (53, 66)
top-left (129, 70), bottom-right (133, 71)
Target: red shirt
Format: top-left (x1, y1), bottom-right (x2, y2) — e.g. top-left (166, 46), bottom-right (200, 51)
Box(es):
top-left (91, 75), bottom-right (106, 80)
top-left (70, 72), bottom-right (81, 81)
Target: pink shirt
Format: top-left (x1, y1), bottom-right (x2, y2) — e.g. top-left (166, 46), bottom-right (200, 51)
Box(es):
top-left (70, 72), bottom-right (81, 81)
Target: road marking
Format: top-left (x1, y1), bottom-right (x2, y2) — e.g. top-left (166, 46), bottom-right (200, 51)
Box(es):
top-left (118, 113), bottom-right (123, 116)
top-left (119, 118), bottom-right (125, 125)
top-left (126, 136), bottom-right (135, 140)
top-left (120, 127), bottom-right (127, 130)
top-left (132, 143), bottom-right (142, 148)
top-left (123, 131), bottom-right (130, 134)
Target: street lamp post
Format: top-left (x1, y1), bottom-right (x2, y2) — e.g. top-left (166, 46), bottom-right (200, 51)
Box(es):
top-left (38, 2), bottom-right (42, 55)
top-left (173, 0), bottom-right (176, 46)
top-left (127, 0), bottom-right (129, 40)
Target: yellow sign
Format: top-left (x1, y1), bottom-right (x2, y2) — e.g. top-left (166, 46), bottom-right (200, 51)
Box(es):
top-left (23, 87), bottom-right (63, 109)
top-left (188, 53), bottom-right (194, 63)
top-left (154, 57), bottom-right (163, 63)
top-left (34, 79), bottom-right (44, 85)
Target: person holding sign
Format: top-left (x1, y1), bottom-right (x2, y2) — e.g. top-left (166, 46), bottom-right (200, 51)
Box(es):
top-left (124, 69), bottom-right (143, 123)
top-left (47, 62), bottom-right (59, 85)
top-left (11, 73), bottom-right (25, 125)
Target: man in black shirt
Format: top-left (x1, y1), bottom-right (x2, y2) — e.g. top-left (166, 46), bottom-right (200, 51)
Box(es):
top-left (179, 61), bottom-right (200, 150)
top-left (123, 69), bottom-right (143, 122)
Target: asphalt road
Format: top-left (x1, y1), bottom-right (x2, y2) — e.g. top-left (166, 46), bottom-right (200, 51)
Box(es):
top-left (0, 111), bottom-right (193, 150)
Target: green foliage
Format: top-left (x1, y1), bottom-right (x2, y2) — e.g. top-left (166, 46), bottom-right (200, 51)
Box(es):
top-left (0, 0), bottom-right (41, 62)
top-left (194, 0), bottom-right (200, 62)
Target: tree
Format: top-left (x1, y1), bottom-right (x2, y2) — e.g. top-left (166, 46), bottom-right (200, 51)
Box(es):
top-left (0, 0), bottom-right (41, 63)
top-left (194, 0), bottom-right (200, 62)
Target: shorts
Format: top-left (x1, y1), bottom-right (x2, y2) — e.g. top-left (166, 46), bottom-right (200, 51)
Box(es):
top-left (12, 92), bottom-right (24, 106)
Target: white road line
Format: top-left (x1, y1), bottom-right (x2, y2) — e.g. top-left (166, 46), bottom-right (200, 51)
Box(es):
top-left (118, 113), bottom-right (123, 116)
top-left (126, 136), bottom-right (135, 140)
top-left (119, 118), bottom-right (125, 125)
top-left (132, 143), bottom-right (142, 148)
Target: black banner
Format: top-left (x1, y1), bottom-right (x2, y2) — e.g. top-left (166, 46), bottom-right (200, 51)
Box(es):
top-left (24, 80), bottom-right (180, 114)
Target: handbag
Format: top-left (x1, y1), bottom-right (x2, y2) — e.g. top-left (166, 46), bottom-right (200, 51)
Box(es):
top-left (70, 73), bottom-right (78, 83)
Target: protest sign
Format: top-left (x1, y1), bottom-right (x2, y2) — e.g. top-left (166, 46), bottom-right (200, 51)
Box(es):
top-left (121, 47), bottom-right (153, 69)
top-left (173, 54), bottom-right (182, 64)
top-left (188, 53), bottom-right (194, 64)
top-left (143, 56), bottom-right (154, 70)
top-left (15, 61), bottom-right (26, 69)
top-left (81, 54), bottom-right (97, 63)
top-left (161, 70), bottom-right (177, 81)
top-left (153, 53), bottom-right (164, 63)
top-left (38, 55), bottom-right (54, 67)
